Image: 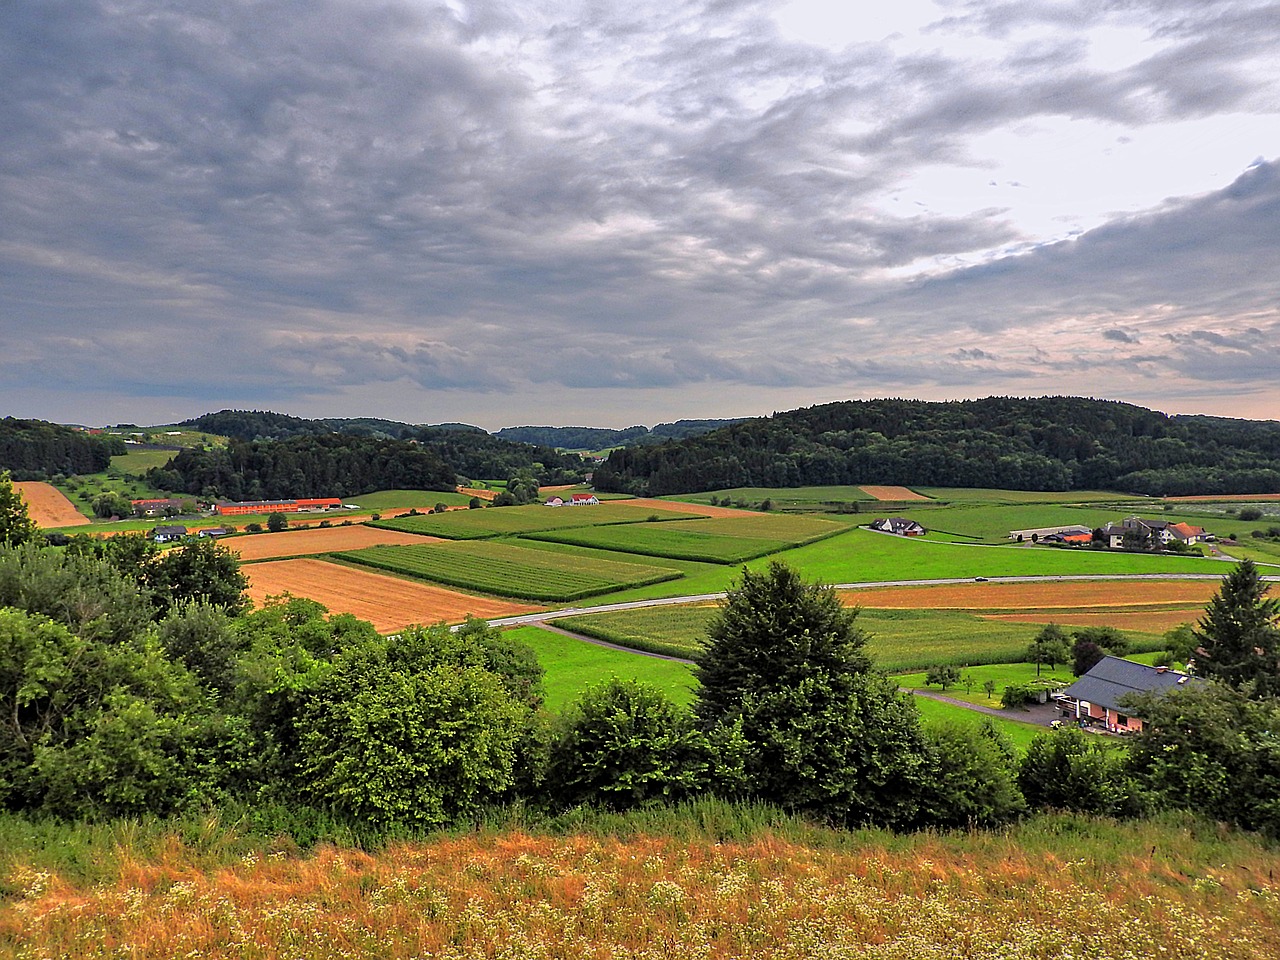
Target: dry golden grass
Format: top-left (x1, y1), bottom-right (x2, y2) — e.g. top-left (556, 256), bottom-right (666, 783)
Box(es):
top-left (13, 481), bottom-right (89, 527)
top-left (5, 826), bottom-right (1279, 959)
top-left (244, 558), bottom-right (542, 630)
top-left (228, 525), bottom-right (440, 561)
top-left (458, 486), bottom-right (498, 501)
top-left (859, 485), bottom-right (932, 501)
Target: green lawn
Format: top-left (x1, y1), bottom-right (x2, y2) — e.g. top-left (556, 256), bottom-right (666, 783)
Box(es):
top-left (503, 625), bottom-right (696, 711)
top-left (369, 503), bottom-right (689, 539)
top-left (894, 661), bottom-right (1077, 704)
top-left (664, 486), bottom-right (877, 505)
top-left (910, 696), bottom-right (1048, 752)
top-left (346, 490), bottom-right (476, 509)
top-left (914, 487), bottom-right (1146, 504)
top-left (110, 448), bottom-right (179, 475)
top-left (334, 540), bottom-right (683, 602)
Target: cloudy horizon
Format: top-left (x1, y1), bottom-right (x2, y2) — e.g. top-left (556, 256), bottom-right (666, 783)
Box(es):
top-left (2, 0), bottom-right (1278, 431)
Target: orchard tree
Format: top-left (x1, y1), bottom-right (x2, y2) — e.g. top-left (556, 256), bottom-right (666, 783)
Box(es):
top-left (1192, 560), bottom-right (1280, 699)
top-left (266, 512), bottom-right (289, 532)
top-left (1026, 624), bottom-right (1070, 676)
top-left (0, 471), bottom-right (38, 547)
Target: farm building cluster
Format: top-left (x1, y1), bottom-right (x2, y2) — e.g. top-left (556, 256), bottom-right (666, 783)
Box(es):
top-left (1009, 516), bottom-right (1210, 548)
top-left (544, 493), bottom-right (600, 506)
top-left (213, 497), bottom-right (347, 516)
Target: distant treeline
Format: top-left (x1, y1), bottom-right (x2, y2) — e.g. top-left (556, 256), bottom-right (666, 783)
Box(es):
top-left (160, 411), bottom-right (588, 497)
top-left (0, 418), bottom-right (125, 479)
top-left (595, 397), bottom-right (1280, 497)
top-left (494, 419), bottom-right (749, 450)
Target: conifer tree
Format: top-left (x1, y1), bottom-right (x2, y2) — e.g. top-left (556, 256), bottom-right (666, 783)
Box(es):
top-left (1193, 560), bottom-right (1280, 699)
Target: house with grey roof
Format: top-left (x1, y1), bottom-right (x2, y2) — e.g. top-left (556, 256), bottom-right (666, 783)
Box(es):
top-left (869, 517), bottom-right (925, 536)
top-left (1054, 656), bottom-right (1204, 733)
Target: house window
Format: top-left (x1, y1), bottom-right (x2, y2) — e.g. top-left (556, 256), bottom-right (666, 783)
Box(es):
top-left (1116, 715), bottom-right (1128, 727)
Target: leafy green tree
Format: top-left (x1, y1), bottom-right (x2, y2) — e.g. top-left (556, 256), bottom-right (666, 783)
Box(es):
top-left (547, 679), bottom-right (715, 810)
top-left (91, 492), bottom-right (132, 519)
top-left (982, 679), bottom-right (996, 699)
top-left (695, 562), bottom-right (926, 826)
top-left (1191, 560), bottom-right (1280, 698)
top-left (915, 720), bottom-right (1025, 828)
top-left (1126, 682), bottom-right (1280, 836)
top-left (157, 601), bottom-right (242, 697)
top-left (0, 472), bottom-right (39, 547)
top-left (1018, 729), bottom-right (1136, 816)
top-left (151, 538), bottom-right (249, 615)
top-left (1026, 624), bottom-right (1070, 676)
top-left (1162, 623), bottom-right (1197, 666)
top-left (266, 511), bottom-right (289, 532)
top-left (925, 664), bottom-right (961, 690)
top-left (300, 663), bottom-right (525, 827)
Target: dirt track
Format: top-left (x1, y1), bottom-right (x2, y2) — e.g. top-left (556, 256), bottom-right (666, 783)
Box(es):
top-left (229, 525), bottom-right (442, 561)
top-left (245, 558), bottom-right (543, 631)
top-left (14, 482), bottom-right (90, 527)
top-left (859, 485), bottom-right (932, 501)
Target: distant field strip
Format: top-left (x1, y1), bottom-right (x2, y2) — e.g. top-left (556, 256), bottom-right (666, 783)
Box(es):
top-left (245, 558), bottom-right (541, 631)
top-left (14, 482), bottom-right (90, 527)
top-left (335, 540), bottom-right (683, 601)
top-left (369, 503), bottom-right (690, 539)
top-left (229, 525), bottom-right (440, 561)
top-left (523, 514), bottom-right (846, 564)
top-left (835, 579), bottom-right (1219, 609)
top-left (860, 485), bottom-right (932, 501)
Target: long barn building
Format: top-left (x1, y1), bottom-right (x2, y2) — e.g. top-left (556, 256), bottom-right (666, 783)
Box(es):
top-left (214, 497), bottom-right (343, 516)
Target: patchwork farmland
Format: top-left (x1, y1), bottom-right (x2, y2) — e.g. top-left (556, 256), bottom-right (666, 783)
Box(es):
top-left (244, 558), bottom-right (541, 631)
top-left (335, 540), bottom-right (683, 601)
top-left (227, 525), bottom-right (441, 561)
top-left (369, 502), bottom-right (691, 539)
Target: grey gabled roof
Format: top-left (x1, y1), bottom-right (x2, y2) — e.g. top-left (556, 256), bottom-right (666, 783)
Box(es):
top-left (1058, 656), bottom-right (1203, 714)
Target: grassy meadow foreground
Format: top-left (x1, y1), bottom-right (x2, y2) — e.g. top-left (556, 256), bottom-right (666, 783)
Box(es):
top-left (3, 808), bottom-right (1278, 960)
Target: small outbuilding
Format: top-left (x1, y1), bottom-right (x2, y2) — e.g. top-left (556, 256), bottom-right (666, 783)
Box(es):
top-left (150, 525), bottom-right (188, 543)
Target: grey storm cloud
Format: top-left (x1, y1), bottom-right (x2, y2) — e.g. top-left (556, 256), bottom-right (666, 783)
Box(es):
top-left (1, 0), bottom-right (1278, 426)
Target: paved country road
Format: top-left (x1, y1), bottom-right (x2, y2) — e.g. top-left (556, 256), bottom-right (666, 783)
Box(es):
top-left (482, 571), bottom-right (1272, 629)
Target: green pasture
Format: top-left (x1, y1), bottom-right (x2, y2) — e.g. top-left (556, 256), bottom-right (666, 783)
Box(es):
top-left (665, 486), bottom-right (877, 506)
top-left (369, 502), bottom-right (688, 539)
top-left (895, 661), bottom-right (1077, 705)
top-left (553, 603), bottom-right (1166, 672)
top-left (347, 489), bottom-right (475, 509)
top-left (334, 540), bottom-right (683, 602)
top-left (915, 487), bottom-right (1145, 504)
top-left (504, 625), bottom-right (696, 712)
top-left (110, 448), bottom-right (178, 475)
top-left (910, 696), bottom-right (1048, 752)
top-left (523, 514), bottom-right (843, 565)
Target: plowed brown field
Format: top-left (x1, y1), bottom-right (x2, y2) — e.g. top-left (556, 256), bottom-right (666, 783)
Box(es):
top-left (613, 497), bottom-right (757, 518)
top-left (458, 487), bottom-right (498, 501)
top-left (245, 558), bottom-right (542, 631)
top-left (838, 579), bottom-right (1218, 610)
top-left (14, 482), bottom-right (90, 527)
top-left (229, 526), bottom-right (441, 561)
top-left (859, 485), bottom-right (932, 501)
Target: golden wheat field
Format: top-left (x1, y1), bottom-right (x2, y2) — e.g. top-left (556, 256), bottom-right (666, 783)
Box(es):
top-left (12, 481), bottom-right (89, 528)
top-left (4, 824), bottom-right (1279, 959)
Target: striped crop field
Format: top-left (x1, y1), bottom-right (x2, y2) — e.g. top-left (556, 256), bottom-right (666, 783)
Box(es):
top-left (525, 514), bottom-right (846, 563)
top-left (368, 502), bottom-right (690, 539)
top-left (334, 540), bottom-right (683, 601)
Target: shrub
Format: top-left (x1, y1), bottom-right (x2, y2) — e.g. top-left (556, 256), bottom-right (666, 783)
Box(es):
top-left (1239, 507), bottom-right (1263, 521)
top-left (1001, 683), bottom-right (1034, 708)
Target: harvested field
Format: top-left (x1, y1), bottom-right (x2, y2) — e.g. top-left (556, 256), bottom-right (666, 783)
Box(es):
top-left (837, 579), bottom-right (1219, 610)
top-left (612, 496), bottom-right (757, 518)
top-left (859, 485), bottom-right (932, 501)
top-left (244, 558), bottom-right (541, 631)
top-left (13, 482), bottom-right (90, 527)
top-left (987, 609), bottom-right (1201, 632)
top-left (458, 486), bottom-right (497, 501)
top-left (228, 526), bottom-right (441, 561)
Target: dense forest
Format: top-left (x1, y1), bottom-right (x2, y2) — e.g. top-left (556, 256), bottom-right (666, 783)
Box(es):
top-left (148, 434), bottom-right (458, 500)
top-left (595, 397), bottom-right (1280, 496)
top-left (0, 418), bottom-right (125, 479)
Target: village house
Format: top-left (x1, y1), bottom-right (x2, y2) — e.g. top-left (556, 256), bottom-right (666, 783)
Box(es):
top-left (1054, 656), bottom-right (1203, 734)
top-left (150, 525), bottom-right (188, 543)
top-left (1101, 516), bottom-right (1210, 550)
top-left (869, 517), bottom-right (925, 536)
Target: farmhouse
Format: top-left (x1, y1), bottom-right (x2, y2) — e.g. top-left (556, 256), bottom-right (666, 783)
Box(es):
top-left (869, 517), bottom-right (925, 536)
top-left (544, 496), bottom-right (565, 507)
top-left (197, 527), bottom-right (229, 538)
top-left (150, 525), bottom-right (188, 543)
top-left (570, 493), bottom-right (599, 505)
top-left (130, 498), bottom-right (185, 517)
top-left (1055, 656), bottom-right (1203, 733)
top-left (214, 497), bottom-right (343, 516)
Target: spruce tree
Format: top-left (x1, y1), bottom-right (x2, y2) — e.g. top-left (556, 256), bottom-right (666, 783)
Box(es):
top-left (1193, 560), bottom-right (1280, 699)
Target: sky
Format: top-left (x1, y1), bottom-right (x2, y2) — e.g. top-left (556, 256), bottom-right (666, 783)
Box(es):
top-left (2, 0), bottom-right (1278, 431)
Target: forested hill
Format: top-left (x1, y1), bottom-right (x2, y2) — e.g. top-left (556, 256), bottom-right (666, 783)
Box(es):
top-left (163, 411), bottom-right (588, 496)
top-left (593, 397), bottom-right (1280, 497)
top-left (0, 418), bottom-right (125, 479)
top-left (494, 419), bottom-right (750, 450)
